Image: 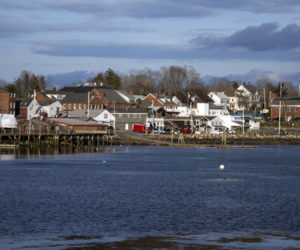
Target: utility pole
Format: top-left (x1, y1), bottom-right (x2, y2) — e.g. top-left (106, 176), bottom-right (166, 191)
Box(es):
top-left (278, 82), bottom-right (282, 135)
top-left (242, 106), bottom-right (245, 135)
top-left (113, 101), bottom-right (116, 132)
top-left (33, 89), bottom-right (37, 118)
top-left (87, 91), bottom-right (90, 118)
top-left (263, 87), bottom-right (266, 110)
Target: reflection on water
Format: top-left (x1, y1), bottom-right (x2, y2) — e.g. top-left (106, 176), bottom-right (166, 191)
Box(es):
top-left (1, 231), bottom-right (300, 249)
top-left (0, 145), bottom-right (124, 160)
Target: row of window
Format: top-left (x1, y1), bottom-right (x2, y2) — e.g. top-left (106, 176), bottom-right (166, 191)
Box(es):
top-left (115, 113), bottom-right (144, 118)
top-left (9, 102), bottom-right (15, 108)
top-left (211, 121), bottom-right (223, 126)
top-left (275, 107), bottom-right (298, 112)
top-left (63, 104), bottom-right (104, 110)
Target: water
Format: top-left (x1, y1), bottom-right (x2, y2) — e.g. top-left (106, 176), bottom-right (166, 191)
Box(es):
top-left (0, 146), bottom-right (300, 249)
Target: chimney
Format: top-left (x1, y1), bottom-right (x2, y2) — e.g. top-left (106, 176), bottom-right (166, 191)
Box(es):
top-left (273, 93), bottom-right (278, 100)
top-left (129, 91), bottom-right (133, 96)
top-left (248, 82), bottom-right (250, 86)
top-left (100, 91), bottom-right (105, 97)
top-left (170, 96), bottom-right (173, 104)
top-left (53, 87), bottom-right (56, 92)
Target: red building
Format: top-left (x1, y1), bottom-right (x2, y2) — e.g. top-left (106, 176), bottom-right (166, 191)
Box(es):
top-left (0, 89), bottom-right (16, 115)
top-left (60, 86), bottom-right (135, 116)
top-left (270, 97), bottom-right (300, 121)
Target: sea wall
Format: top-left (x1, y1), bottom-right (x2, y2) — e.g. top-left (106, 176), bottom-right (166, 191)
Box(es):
top-left (156, 134), bottom-right (300, 145)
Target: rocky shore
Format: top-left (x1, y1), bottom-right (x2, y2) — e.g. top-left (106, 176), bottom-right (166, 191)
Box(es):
top-left (115, 133), bottom-right (300, 146)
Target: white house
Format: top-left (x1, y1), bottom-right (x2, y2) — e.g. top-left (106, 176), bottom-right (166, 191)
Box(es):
top-left (209, 105), bottom-right (230, 116)
top-left (208, 92), bottom-right (230, 108)
top-left (177, 106), bottom-right (192, 117)
top-left (27, 99), bottom-right (62, 119)
top-left (235, 83), bottom-right (261, 111)
top-left (40, 101), bottom-right (62, 118)
top-left (68, 109), bottom-right (115, 128)
top-left (208, 115), bottom-right (241, 134)
top-left (27, 99), bottom-right (41, 119)
top-left (193, 103), bottom-right (209, 116)
top-left (93, 109), bottom-right (115, 127)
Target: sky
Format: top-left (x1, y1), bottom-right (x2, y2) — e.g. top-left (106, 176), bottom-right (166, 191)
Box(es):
top-left (1, 0), bottom-right (300, 86)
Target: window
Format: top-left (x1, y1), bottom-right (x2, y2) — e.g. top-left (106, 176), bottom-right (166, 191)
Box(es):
top-left (63, 104), bottom-right (66, 109)
top-left (74, 104), bottom-right (77, 109)
top-left (295, 108), bottom-right (298, 112)
top-left (68, 104), bottom-right (71, 109)
top-left (79, 104), bottom-right (82, 109)
top-left (84, 104), bottom-right (87, 109)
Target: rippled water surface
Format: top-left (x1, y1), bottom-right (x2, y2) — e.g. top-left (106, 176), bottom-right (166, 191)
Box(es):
top-left (1, 145), bottom-right (300, 249)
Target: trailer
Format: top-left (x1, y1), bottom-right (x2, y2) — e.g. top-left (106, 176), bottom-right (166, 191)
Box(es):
top-left (132, 123), bottom-right (152, 133)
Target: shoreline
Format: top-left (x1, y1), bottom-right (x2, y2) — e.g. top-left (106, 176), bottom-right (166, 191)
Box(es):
top-left (113, 133), bottom-right (300, 147)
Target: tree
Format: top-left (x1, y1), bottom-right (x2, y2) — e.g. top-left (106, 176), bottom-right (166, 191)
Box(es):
top-left (185, 80), bottom-right (209, 103)
top-left (90, 72), bottom-right (105, 86)
top-left (14, 71), bottom-right (49, 98)
top-left (283, 82), bottom-right (297, 97)
top-left (232, 81), bottom-right (239, 90)
top-left (121, 69), bottom-right (157, 95)
top-left (274, 82), bottom-right (288, 98)
top-left (256, 77), bottom-right (275, 109)
top-left (104, 69), bottom-right (121, 89)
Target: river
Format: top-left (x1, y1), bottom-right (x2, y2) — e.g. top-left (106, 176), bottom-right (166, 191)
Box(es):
top-left (0, 145), bottom-right (300, 249)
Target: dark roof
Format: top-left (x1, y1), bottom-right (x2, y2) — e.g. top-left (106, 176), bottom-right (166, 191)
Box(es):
top-left (59, 86), bottom-right (130, 103)
top-left (271, 96), bottom-right (300, 105)
top-left (209, 104), bottom-right (226, 110)
top-left (107, 108), bottom-right (151, 114)
top-left (62, 92), bottom-right (88, 103)
top-left (215, 86), bottom-right (236, 97)
top-left (242, 84), bottom-right (257, 94)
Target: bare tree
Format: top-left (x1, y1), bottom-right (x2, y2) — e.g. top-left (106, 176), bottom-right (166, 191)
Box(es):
top-left (121, 68), bottom-right (157, 95)
top-left (15, 71), bottom-right (49, 98)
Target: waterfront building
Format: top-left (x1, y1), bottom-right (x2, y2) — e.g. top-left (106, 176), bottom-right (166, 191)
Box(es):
top-left (270, 96), bottom-right (300, 121)
top-left (0, 89), bottom-right (17, 115)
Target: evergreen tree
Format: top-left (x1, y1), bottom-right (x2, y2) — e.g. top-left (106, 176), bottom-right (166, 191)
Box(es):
top-left (104, 69), bottom-right (121, 89)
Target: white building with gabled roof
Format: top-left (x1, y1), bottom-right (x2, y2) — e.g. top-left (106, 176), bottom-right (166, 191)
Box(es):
top-left (208, 92), bottom-right (230, 109)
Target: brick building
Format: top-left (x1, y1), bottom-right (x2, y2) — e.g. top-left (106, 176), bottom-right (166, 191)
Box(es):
top-left (0, 89), bottom-right (16, 115)
top-left (60, 86), bottom-right (136, 116)
top-left (270, 97), bottom-right (300, 121)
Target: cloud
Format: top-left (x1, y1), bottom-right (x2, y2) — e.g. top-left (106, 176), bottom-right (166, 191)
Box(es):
top-left (0, 20), bottom-right (141, 37)
top-left (192, 23), bottom-right (300, 51)
top-left (32, 39), bottom-right (300, 62)
top-left (2, 0), bottom-right (300, 19)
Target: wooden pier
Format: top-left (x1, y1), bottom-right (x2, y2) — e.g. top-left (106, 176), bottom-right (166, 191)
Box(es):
top-left (0, 130), bottom-right (115, 148)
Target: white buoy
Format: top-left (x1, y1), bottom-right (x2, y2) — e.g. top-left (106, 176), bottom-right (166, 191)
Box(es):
top-left (102, 160), bottom-right (106, 163)
top-left (219, 164), bottom-right (225, 170)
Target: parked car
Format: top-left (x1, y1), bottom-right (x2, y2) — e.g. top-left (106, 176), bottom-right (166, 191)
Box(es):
top-left (180, 128), bottom-right (192, 134)
top-left (161, 128), bottom-right (172, 134)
